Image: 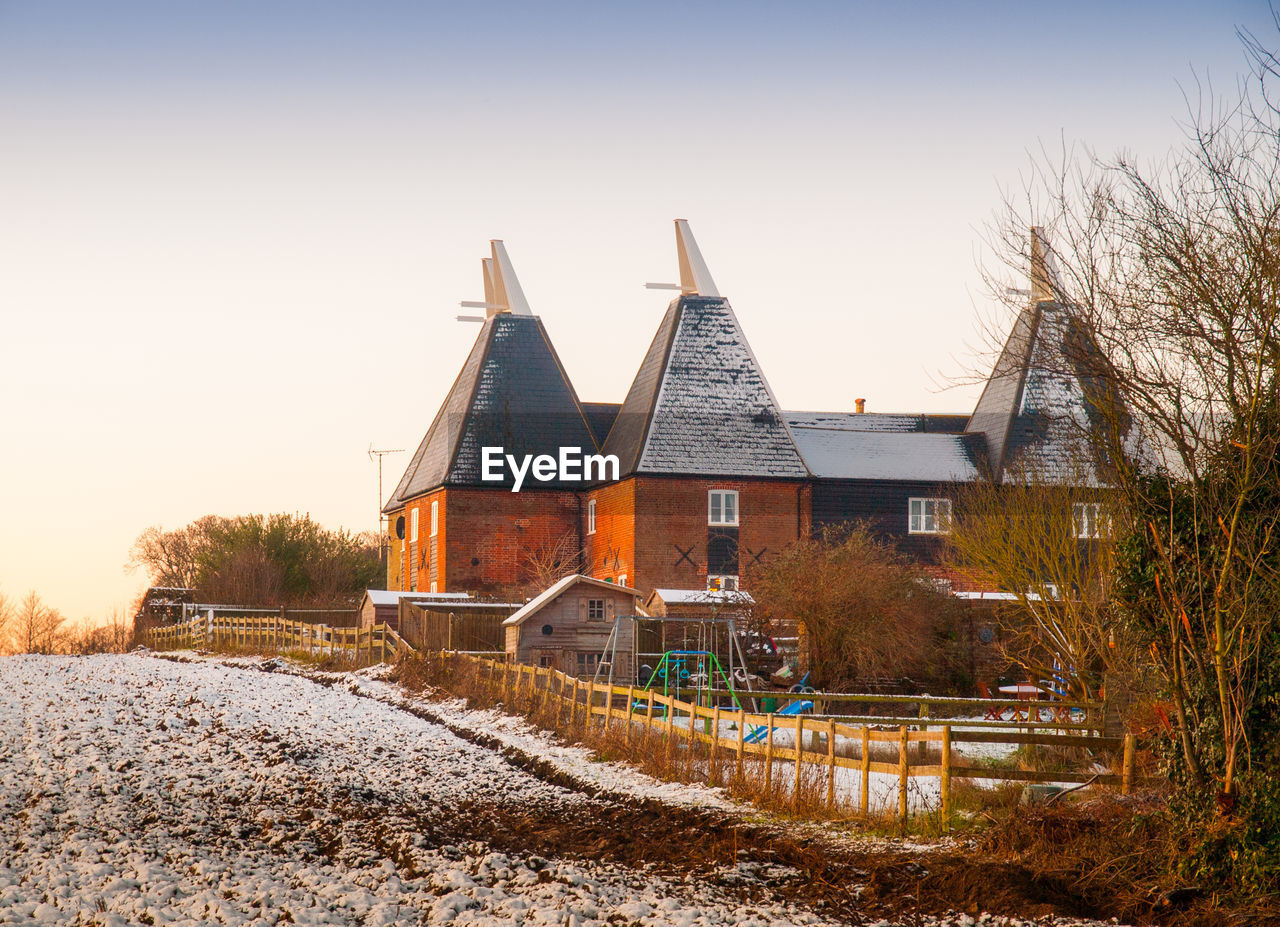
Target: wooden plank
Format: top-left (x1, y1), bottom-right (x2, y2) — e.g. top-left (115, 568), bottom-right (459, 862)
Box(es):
top-left (941, 725), bottom-right (952, 824)
top-left (860, 726), bottom-right (870, 815)
top-left (949, 766), bottom-right (1126, 785)
top-left (793, 715), bottom-right (805, 808)
top-left (951, 731), bottom-right (1121, 750)
top-left (897, 726), bottom-right (908, 823)
top-left (826, 719), bottom-right (836, 809)
top-left (764, 714), bottom-right (775, 794)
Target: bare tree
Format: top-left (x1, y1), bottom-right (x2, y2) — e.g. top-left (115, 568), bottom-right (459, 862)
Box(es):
top-left (0, 589), bottom-right (13, 655)
top-left (978, 34), bottom-right (1280, 798)
top-left (751, 525), bottom-right (958, 690)
top-left (520, 530), bottom-right (584, 593)
top-left (947, 464), bottom-right (1134, 700)
top-left (13, 591), bottom-right (66, 655)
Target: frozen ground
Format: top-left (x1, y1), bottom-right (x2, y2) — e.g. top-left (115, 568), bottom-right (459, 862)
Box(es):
top-left (0, 654), bottom-right (1122, 926)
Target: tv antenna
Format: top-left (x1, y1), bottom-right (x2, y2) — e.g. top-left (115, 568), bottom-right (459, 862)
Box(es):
top-left (368, 444), bottom-right (404, 560)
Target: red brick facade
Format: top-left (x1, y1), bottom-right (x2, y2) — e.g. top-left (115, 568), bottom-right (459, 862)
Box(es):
top-left (387, 476), bottom-right (809, 598)
top-left (581, 476), bottom-right (810, 593)
top-left (388, 488), bottom-right (581, 596)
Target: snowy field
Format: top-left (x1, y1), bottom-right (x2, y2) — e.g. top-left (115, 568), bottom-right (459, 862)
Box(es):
top-left (0, 654), bottom-right (1120, 926)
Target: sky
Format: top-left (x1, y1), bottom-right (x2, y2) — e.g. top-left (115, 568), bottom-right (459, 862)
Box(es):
top-left (0, 0), bottom-right (1271, 622)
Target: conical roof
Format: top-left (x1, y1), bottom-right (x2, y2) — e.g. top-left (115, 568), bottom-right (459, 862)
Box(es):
top-left (384, 312), bottom-right (598, 508)
top-left (602, 294), bottom-right (808, 479)
top-left (967, 231), bottom-right (1131, 484)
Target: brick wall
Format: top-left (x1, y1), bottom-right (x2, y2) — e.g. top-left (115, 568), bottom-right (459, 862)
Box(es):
top-left (631, 476), bottom-right (809, 594)
top-left (441, 487), bottom-right (581, 594)
top-left (582, 479), bottom-right (637, 587)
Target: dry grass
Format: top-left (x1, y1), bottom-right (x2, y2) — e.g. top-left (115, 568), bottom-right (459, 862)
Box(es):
top-left (391, 653), bottom-right (932, 830)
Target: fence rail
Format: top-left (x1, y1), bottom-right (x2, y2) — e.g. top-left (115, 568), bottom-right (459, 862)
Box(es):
top-left (146, 613), bottom-right (414, 665)
top-left (139, 622), bottom-right (1146, 822)
top-left (444, 652), bottom-right (1145, 822)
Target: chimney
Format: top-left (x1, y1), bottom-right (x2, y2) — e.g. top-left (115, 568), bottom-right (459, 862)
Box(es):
top-left (855, 398), bottom-right (866, 414)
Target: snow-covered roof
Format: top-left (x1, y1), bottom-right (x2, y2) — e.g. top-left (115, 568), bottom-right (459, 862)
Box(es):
top-left (790, 427), bottom-right (985, 482)
top-left (363, 589), bottom-right (471, 607)
top-left (601, 295), bottom-right (808, 479)
top-left (648, 588), bottom-right (755, 606)
top-left (785, 411), bottom-right (969, 434)
top-left (503, 574), bottom-right (641, 627)
top-left (966, 298), bottom-right (1136, 485)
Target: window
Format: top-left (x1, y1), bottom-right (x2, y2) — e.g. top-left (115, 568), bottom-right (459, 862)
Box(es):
top-left (587, 499), bottom-right (596, 535)
top-left (709, 489), bottom-right (739, 526)
top-left (908, 497), bottom-right (951, 534)
top-left (576, 652), bottom-right (600, 676)
top-left (410, 508), bottom-right (419, 542)
top-left (587, 598), bottom-right (606, 620)
top-left (429, 581), bottom-right (438, 593)
top-left (617, 573), bottom-right (627, 588)
top-left (430, 500), bottom-right (439, 537)
top-left (538, 654), bottom-right (553, 668)
top-left (1073, 502), bottom-right (1106, 539)
top-left (707, 574), bottom-right (739, 592)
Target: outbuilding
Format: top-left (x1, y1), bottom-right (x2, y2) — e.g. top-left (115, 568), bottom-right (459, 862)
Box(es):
top-left (503, 574), bottom-right (643, 679)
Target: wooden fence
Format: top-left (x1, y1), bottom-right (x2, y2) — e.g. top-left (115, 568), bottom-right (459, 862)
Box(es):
top-left (445, 652), bottom-right (1144, 822)
top-left (146, 613), bottom-right (414, 666)
top-left (139, 621), bottom-right (1146, 822)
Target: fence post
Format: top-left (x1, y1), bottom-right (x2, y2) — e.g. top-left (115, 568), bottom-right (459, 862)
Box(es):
top-left (1122, 733), bottom-right (1136, 795)
top-left (827, 718), bottom-right (837, 810)
top-left (860, 725), bottom-right (871, 817)
top-left (687, 701), bottom-right (697, 755)
top-left (764, 714), bottom-right (776, 795)
top-left (585, 680), bottom-right (596, 732)
top-left (572, 678), bottom-right (581, 727)
top-left (941, 724), bottom-right (952, 826)
top-left (710, 705), bottom-right (721, 784)
top-left (898, 725), bottom-right (909, 825)
top-left (625, 686), bottom-right (635, 745)
top-left (793, 715), bottom-right (805, 809)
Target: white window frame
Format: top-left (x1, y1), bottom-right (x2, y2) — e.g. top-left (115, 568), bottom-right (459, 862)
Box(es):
top-left (707, 574), bottom-right (739, 592)
top-left (908, 497), bottom-right (951, 535)
top-left (430, 499), bottom-right (439, 537)
top-left (708, 489), bottom-right (739, 526)
top-left (587, 499), bottom-right (596, 535)
top-left (410, 508), bottom-right (419, 543)
top-left (429, 581), bottom-right (438, 594)
top-left (1073, 502), bottom-right (1106, 539)
top-left (617, 573), bottom-right (627, 588)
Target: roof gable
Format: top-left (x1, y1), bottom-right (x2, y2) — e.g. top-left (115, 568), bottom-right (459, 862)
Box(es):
top-left (385, 314), bottom-right (598, 509)
top-left (602, 295), bottom-right (808, 479)
top-left (503, 574), bottom-right (641, 627)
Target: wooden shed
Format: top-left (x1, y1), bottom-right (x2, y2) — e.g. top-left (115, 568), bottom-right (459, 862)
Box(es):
top-left (358, 589), bottom-right (470, 630)
top-left (503, 575), bottom-right (643, 679)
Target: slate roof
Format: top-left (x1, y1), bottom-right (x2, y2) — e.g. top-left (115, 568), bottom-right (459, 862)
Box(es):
top-left (790, 427), bottom-right (986, 481)
top-left (966, 301), bottom-right (1132, 485)
top-left (785, 411), bottom-right (970, 434)
top-left (580, 402), bottom-right (621, 447)
top-left (601, 295), bottom-right (809, 479)
top-left (384, 314), bottom-right (598, 510)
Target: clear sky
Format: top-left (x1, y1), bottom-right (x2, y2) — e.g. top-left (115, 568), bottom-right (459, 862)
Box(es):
top-left (1, 0), bottom-right (1270, 622)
